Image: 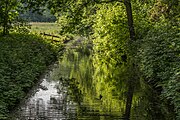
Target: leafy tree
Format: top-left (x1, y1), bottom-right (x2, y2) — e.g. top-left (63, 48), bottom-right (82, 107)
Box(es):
top-left (149, 0), bottom-right (179, 25)
top-left (0, 0), bottom-right (21, 35)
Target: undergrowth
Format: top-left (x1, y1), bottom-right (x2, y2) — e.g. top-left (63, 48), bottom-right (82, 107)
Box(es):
top-left (0, 33), bottom-right (62, 119)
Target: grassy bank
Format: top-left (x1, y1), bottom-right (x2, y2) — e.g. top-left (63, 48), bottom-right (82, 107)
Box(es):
top-left (0, 33), bottom-right (62, 119)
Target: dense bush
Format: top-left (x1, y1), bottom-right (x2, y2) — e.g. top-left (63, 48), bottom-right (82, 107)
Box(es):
top-left (0, 33), bottom-right (57, 119)
top-left (138, 26), bottom-right (180, 119)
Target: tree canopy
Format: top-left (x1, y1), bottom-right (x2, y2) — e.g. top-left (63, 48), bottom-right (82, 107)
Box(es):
top-left (0, 0), bottom-right (179, 119)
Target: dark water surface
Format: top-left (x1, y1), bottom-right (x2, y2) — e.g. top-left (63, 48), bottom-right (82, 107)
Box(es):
top-left (14, 39), bottom-right (170, 120)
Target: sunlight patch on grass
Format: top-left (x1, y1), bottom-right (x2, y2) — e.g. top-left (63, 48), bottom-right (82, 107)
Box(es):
top-left (30, 22), bottom-right (60, 35)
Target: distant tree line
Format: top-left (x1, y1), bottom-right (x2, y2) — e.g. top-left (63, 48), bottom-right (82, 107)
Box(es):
top-left (0, 0), bottom-right (56, 35)
top-left (19, 9), bottom-right (56, 22)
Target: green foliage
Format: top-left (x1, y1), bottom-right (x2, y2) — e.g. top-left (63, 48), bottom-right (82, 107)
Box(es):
top-left (56, 1), bottom-right (95, 36)
top-left (147, 0), bottom-right (179, 26)
top-left (4, 0), bottom-right (178, 119)
top-left (11, 18), bottom-right (31, 34)
top-left (0, 0), bottom-right (21, 35)
top-left (93, 3), bottom-right (129, 67)
top-left (0, 33), bottom-right (58, 118)
top-left (92, 3), bottom-right (130, 103)
top-left (138, 26), bottom-right (180, 119)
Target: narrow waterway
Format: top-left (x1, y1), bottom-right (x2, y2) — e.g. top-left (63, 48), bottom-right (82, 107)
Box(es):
top-left (14, 38), bottom-right (168, 120)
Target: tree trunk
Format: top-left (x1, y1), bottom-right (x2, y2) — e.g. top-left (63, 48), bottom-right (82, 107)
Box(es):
top-left (124, 0), bottom-right (135, 41)
top-left (123, 0), bottom-right (136, 119)
top-left (3, 0), bottom-right (9, 35)
top-left (124, 80), bottom-right (134, 120)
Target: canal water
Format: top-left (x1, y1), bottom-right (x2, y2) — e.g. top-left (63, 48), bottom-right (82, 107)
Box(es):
top-left (14, 38), bottom-right (171, 120)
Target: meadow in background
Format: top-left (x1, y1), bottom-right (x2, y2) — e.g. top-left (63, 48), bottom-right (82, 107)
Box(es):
top-left (30, 22), bottom-right (60, 35)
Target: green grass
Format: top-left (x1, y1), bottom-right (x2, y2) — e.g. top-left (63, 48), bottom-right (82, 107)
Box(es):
top-left (30, 22), bottom-right (60, 35)
top-left (29, 22), bottom-right (64, 42)
top-left (29, 22), bottom-right (75, 43)
top-left (0, 33), bottom-right (61, 119)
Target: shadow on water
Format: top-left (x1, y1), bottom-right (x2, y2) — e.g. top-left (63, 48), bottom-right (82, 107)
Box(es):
top-left (14, 37), bottom-right (171, 120)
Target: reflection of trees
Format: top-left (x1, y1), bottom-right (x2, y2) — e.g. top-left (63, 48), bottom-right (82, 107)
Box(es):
top-left (16, 42), bottom-right (164, 120)
top-left (18, 91), bottom-right (77, 120)
top-left (61, 44), bottom-right (163, 120)
top-left (60, 48), bottom-right (126, 119)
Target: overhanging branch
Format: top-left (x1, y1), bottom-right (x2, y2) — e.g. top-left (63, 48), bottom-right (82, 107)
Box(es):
top-left (94, 0), bottom-right (123, 4)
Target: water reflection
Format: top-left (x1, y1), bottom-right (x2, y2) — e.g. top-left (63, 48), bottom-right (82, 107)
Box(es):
top-left (15, 38), bottom-right (170, 120)
top-left (15, 39), bottom-right (125, 120)
top-left (16, 77), bottom-right (78, 120)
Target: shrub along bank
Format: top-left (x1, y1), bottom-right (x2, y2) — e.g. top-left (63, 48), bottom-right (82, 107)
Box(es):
top-left (138, 26), bottom-right (180, 119)
top-left (0, 33), bottom-right (61, 119)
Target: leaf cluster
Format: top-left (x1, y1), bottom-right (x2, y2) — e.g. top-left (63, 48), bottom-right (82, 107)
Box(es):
top-left (0, 0), bottom-right (23, 35)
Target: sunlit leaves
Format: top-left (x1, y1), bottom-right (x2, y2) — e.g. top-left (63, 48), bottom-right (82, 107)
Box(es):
top-left (0, 0), bottom-right (22, 34)
top-left (93, 3), bottom-right (128, 68)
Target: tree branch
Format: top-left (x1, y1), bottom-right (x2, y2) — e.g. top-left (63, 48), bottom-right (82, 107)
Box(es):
top-left (94, 0), bottom-right (123, 4)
